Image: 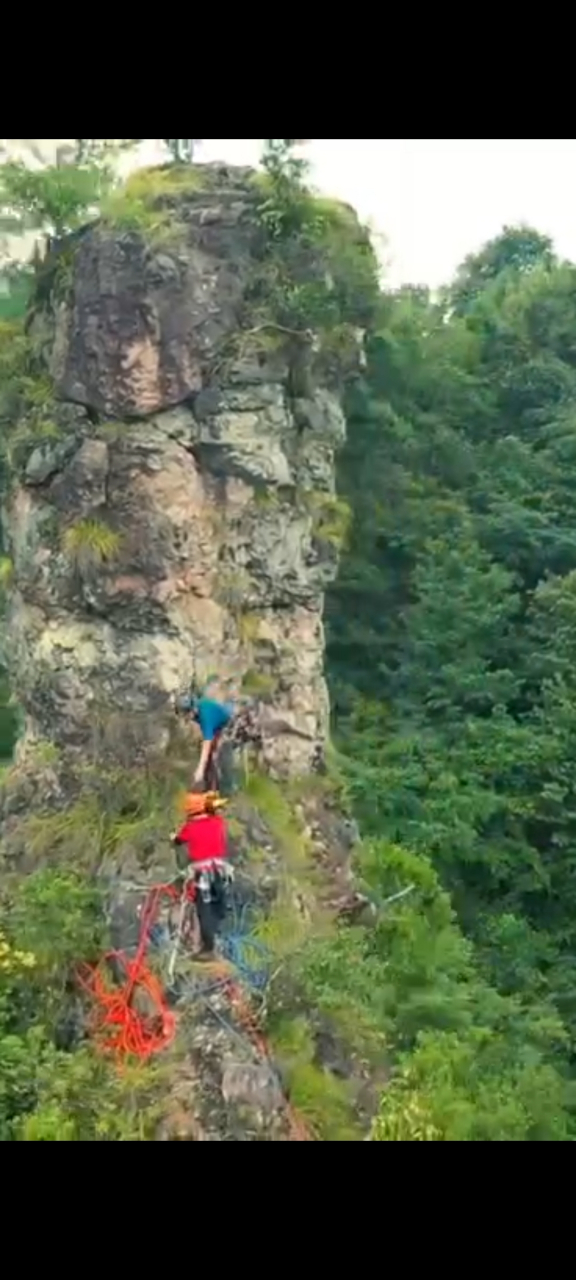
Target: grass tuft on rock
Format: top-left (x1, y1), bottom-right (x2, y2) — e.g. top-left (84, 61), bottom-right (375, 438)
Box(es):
top-left (62, 519), bottom-right (121, 570)
top-left (101, 164), bottom-right (209, 240)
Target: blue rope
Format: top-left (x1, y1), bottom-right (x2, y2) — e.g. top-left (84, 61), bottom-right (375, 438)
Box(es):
top-left (218, 931), bottom-right (270, 992)
top-left (218, 897), bottom-right (271, 992)
top-left (148, 896), bottom-right (271, 994)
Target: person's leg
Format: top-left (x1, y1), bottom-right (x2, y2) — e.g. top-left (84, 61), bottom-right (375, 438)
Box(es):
top-left (205, 735), bottom-right (221, 791)
top-left (217, 739), bottom-right (235, 796)
top-left (195, 891), bottom-right (216, 955)
top-left (187, 898), bottom-right (202, 952)
top-left (211, 870), bottom-right (228, 924)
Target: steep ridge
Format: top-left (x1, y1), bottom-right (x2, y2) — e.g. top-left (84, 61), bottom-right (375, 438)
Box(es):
top-left (0, 160), bottom-right (382, 1139)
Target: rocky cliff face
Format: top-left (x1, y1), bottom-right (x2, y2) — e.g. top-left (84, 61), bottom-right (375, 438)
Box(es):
top-left (2, 164), bottom-right (355, 777)
top-left (0, 162), bottom-right (381, 1141)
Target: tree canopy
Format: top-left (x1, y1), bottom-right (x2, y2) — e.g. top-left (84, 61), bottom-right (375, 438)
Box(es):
top-left (327, 224), bottom-right (576, 1138)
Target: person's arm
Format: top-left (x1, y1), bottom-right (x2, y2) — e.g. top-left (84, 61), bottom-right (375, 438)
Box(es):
top-left (194, 702), bottom-right (219, 781)
top-left (171, 823), bottom-right (189, 845)
top-left (194, 738), bottom-right (214, 782)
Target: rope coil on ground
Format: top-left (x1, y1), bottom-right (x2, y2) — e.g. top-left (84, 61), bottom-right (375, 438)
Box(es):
top-left (77, 881), bottom-right (181, 1060)
top-left (77, 951), bottom-right (177, 1059)
top-left (78, 877), bottom-right (314, 1140)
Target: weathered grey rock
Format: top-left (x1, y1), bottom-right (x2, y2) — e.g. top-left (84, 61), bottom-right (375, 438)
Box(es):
top-left (24, 437), bottom-right (77, 486)
top-left (196, 403), bottom-right (293, 486)
top-left (2, 164), bottom-right (355, 775)
top-left (221, 1060), bottom-right (284, 1113)
top-left (293, 390), bottom-right (347, 442)
top-left (49, 167), bottom-right (263, 419)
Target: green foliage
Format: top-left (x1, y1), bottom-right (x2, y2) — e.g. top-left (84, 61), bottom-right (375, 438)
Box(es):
top-left (18, 1050), bottom-right (163, 1141)
top-left (237, 611), bottom-right (262, 644)
top-left (0, 668), bottom-right (17, 760)
top-left (244, 772), bottom-right (321, 960)
top-left (0, 266), bottom-right (33, 321)
top-left (447, 225), bottom-right (555, 317)
top-left (302, 491), bottom-right (352, 550)
top-left (16, 752), bottom-right (185, 874)
top-left (0, 317), bottom-right (61, 486)
top-left (0, 159), bottom-right (112, 239)
top-left (62, 519), bottom-right (121, 571)
top-left (249, 141), bottom-right (379, 376)
top-left (73, 140), bottom-right (141, 165)
top-left (269, 1014), bottom-right (361, 1140)
top-left (241, 669), bottom-right (276, 700)
top-left (323, 224), bottom-right (576, 1136)
top-left (245, 772), bottom-right (310, 869)
top-left (101, 165), bottom-right (207, 239)
top-left (163, 140), bottom-right (202, 164)
top-left (0, 866), bottom-right (163, 1140)
top-left (372, 1031), bottom-right (576, 1142)
top-left (8, 869), bottom-right (103, 976)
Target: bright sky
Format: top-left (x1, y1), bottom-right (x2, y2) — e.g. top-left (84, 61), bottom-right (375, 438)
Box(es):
top-left (170, 139), bottom-right (576, 292)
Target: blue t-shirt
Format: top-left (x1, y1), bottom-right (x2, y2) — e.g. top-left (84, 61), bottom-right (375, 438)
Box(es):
top-left (196, 697), bottom-right (234, 741)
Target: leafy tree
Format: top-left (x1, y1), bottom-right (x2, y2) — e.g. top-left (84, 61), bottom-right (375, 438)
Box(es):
top-left (447, 225), bottom-right (556, 317)
top-left (163, 139), bottom-right (201, 163)
top-left (0, 157), bottom-right (113, 244)
top-left (327, 223), bottom-right (576, 1125)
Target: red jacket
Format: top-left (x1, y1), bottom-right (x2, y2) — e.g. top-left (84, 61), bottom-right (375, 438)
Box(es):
top-left (174, 815), bottom-right (228, 864)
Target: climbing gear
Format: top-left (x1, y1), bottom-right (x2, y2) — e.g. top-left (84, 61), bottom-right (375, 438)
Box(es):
top-left (78, 874), bottom-right (313, 1139)
top-left (167, 868), bottom-right (196, 984)
top-left (225, 700), bottom-right (264, 751)
top-left (198, 869), bottom-right (212, 903)
top-left (77, 881), bottom-right (181, 1060)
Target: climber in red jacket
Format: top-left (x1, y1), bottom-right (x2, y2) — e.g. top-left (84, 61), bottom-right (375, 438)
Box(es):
top-left (171, 791), bottom-right (232, 960)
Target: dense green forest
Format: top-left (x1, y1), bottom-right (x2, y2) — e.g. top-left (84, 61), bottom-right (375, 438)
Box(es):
top-left (326, 226), bottom-right (576, 1137)
top-left (2, 145), bottom-right (576, 1138)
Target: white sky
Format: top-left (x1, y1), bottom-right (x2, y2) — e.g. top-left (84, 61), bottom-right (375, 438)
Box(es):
top-left (5, 139), bottom-right (575, 291)
top-left (165, 139), bottom-right (576, 291)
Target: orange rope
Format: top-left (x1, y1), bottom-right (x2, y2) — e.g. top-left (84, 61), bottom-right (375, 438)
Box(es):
top-left (77, 882), bottom-right (182, 1060)
top-left (78, 880), bottom-right (315, 1138)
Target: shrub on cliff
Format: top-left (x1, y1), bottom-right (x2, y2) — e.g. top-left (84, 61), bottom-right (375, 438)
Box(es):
top-left (0, 868), bottom-right (163, 1140)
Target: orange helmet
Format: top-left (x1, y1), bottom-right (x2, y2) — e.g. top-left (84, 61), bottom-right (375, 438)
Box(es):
top-left (182, 790), bottom-right (227, 818)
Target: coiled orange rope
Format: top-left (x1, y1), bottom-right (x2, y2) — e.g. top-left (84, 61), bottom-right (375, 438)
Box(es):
top-left (77, 882), bottom-right (182, 1060)
top-left (78, 879), bottom-right (314, 1138)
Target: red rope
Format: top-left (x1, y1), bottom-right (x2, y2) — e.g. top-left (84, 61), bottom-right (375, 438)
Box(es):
top-left (77, 881), bottom-right (186, 1061)
top-left (78, 879), bottom-right (315, 1137)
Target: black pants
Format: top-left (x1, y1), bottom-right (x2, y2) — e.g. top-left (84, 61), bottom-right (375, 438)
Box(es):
top-left (195, 870), bottom-right (228, 952)
top-left (205, 737), bottom-right (235, 795)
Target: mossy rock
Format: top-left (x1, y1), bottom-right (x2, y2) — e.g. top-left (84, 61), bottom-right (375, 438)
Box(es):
top-left (241, 670), bottom-right (276, 700)
top-left (100, 164), bottom-right (211, 240)
top-left (268, 1014), bottom-right (362, 1141)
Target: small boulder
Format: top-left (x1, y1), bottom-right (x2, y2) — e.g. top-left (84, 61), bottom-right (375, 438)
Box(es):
top-left (221, 1059), bottom-right (284, 1113)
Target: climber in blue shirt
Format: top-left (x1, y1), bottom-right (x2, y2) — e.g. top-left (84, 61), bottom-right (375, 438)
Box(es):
top-left (176, 678), bottom-right (235, 789)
